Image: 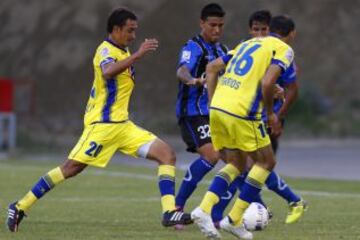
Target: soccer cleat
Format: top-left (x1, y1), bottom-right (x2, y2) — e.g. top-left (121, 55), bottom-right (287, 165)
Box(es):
top-left (173, 206), bottom-right (186, 230)
top-left (162, 210), bottom-right (193, 227)
top-left (220, 216), bottom-right (253, 240)
top-left (7, 202), bottom-right (26, 232)
top-left (285, 199), bottom-right (308, 224)
top-left (191, 207), bottom-right (221, 239)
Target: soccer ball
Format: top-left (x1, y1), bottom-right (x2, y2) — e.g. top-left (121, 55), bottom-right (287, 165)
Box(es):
top-left (243, 202), bottom-right (269, 231)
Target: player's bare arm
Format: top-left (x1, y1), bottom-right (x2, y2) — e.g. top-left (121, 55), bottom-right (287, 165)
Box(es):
top-left (206, 57), bottom-right (226, 102)
top-left (278, 81), bottom-right (299, 120)
top-left (102, 38), bottom-right (158, 79)
top-left (262, 64), bottom-right (283, 137)
top-left (176, 65), bottom-right (205, 86)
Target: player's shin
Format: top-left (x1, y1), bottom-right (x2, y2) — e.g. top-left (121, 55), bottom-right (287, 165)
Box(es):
top-left (211, 176), bottom-right (238, 223)
top-left (199, 164), bottom-right (240, 214)
top-left (17, 167), bottom-right (65, 211)
top-left (228, 165), bottom-right (270, 226)
top-left (158, 165), bottom-right (176, 213)
top-left (176, 157), bottom-right (214, 209)
top-left (266, 171), bottom-right (301, 203)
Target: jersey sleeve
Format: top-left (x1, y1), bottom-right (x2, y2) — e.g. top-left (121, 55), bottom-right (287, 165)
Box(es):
top-left (271, 42), bottom-right (294, 72)
top-left (98, 46), bottom-right (117, 70)
top-left (280, 61), bottom-right (297, 84)
top-left (177, 41), bottom-right (202, 72)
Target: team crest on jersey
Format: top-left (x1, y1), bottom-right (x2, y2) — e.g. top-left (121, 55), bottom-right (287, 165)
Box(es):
top-left (285, 49), bottom-right (294, 63)
top-left (101, 47), bottom-right (109, 57)
top-left (181, 50), bottom-right (191, 62)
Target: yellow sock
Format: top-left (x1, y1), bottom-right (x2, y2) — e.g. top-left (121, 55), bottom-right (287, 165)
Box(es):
top-left (47, 167), bottom-right (65, 185)
top-left (228, 165), bottom-right (270, 226)
top-left (228, 198), bottom-right (250, 226)
top-left (199, 191), bottom-right (220, 214)
top-left (16, 191), bottom-right (37, 212)
top-left (158, 165), bottom-right (176, 213)
top-left (199, 164), bottom-right (240, 214)
top-left (248, 165), bottom-right (270, 185)
top-left (17, 167), bottom-right (65, 211)
top-left (220, 163), bottom-right (241, 182)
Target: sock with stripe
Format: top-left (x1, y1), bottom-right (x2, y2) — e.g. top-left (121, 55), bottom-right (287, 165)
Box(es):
top-left (266, 171), bottom-right (301, 203)
top-left (211, 175), bottom-right (239, 222)
top-left (199, 164), bottom-right (240, 214)
top-left (175, 157), bottom-right (214, 209)
top-left (158, 165), bottom-right (176, 213)
top-left (228, 165), bottom-right (270, 226)
top-left (236, 171), bottom-right (267, 208)
top-left (16, 167), bottom-right (65, 211)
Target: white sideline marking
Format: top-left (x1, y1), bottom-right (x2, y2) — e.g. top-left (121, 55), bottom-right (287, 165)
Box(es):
top-left (1, 163), bottom-right (360, 199)
top-left (89, 169), bottom-right (360, 199)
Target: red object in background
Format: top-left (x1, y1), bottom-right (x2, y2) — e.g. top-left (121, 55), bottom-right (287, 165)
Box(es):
top-left (0, 78), bottom-right (14, 112)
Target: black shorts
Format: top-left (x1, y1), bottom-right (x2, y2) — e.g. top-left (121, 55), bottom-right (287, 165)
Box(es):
top-left (178, 115), bottom-right (212, 153)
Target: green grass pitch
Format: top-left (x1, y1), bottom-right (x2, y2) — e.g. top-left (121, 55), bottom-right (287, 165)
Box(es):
top-left (0, 159), bottom-right (359, 240)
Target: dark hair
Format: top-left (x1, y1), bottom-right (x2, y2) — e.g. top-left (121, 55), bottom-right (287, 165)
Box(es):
top-left (107, 8), bottom-right (137, 33)
top-left (248, 10), bottom-right (272, 27)
top-left (270, 15), bottom-right (295, 37)
top-left (200, 3), bottom-right (225, 20)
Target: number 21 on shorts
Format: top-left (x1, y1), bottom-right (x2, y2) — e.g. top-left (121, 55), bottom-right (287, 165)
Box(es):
top-left (85, 141), bottom-right (103, 157)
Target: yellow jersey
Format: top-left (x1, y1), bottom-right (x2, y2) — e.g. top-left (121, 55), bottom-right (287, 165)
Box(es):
top-left (84, 39), bottom-right (135, 126)
top-left (210, 36), bottom-right (294, 120)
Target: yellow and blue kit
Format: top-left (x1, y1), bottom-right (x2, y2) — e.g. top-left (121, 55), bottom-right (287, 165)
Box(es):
top-left (210, 36), bottom-right (294, 151)
top-left (69, 38), bottom-right (156, 167)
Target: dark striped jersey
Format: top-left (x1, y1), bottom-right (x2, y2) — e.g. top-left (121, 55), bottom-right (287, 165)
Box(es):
top-left (176, 35), bottom-right (227, 118)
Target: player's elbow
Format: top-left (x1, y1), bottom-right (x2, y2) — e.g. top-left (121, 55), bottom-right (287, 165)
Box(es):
top-left (102, 70), bottom-right (114, 80)
top-left (176, 66), bottom-right (186, 80)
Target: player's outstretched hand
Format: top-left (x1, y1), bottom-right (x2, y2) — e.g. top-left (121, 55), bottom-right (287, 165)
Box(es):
top-left (134, 38), bottom-right (159, 59)
top-left (267, 112), bottom-right (282, 138)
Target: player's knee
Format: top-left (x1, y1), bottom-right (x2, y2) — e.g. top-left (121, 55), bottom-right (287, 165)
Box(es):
top-left (202, 151), bottom-right (219, 165)
top-left (263, 158), bottom-right (277, 171)
top-left (61, 160), bottom-right (87, 178)
top-left (157, 145), bottom-right (176, 165)
top-left (255, 157), bottom-right (276, 171)
top-left (165, 148), bottom-right (176, 165)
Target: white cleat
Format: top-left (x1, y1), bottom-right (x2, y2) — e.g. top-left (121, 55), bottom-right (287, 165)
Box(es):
top-left (220, 216), bottom-right (253, 240)
top-left (191, 207), bottom-right (221, 239)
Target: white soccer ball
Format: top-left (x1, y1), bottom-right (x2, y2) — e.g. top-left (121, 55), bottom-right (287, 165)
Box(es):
top-left (243, 202), bottom-right (269, 231)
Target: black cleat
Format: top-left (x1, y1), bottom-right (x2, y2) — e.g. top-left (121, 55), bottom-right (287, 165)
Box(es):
top-left (162, 210), bottom-right (193, 227)
top-left (7, 202), bottom-right (26, 232)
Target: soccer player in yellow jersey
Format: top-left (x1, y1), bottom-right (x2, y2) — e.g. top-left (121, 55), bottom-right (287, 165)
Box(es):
top-left (7, 8), bottom-right (192, 232)
top-left (191, 15), bottom-right (297, 239)
top-left (248, 10), bottom-right (307, 225)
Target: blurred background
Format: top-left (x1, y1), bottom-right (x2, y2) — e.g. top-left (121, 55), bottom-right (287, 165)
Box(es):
top-left (1, 0), bottom-right (360, 151)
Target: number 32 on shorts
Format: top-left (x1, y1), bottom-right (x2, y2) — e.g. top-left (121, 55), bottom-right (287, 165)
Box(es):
top-left (197, 124), bottom-right (211, 139)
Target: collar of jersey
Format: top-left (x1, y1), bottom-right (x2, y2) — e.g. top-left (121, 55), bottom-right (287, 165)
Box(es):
top-left (197, 34), bottom-right (217, 48)
top-left (105, 38), bottom-right (128, 52)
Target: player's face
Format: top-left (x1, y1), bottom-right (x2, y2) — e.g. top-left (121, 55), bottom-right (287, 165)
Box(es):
top-left (114, 19), bottom-right (138, 47)
top-left (249, 21), bottom-right (269, 37)
top-left (200, 16), bottom-right (225, 43)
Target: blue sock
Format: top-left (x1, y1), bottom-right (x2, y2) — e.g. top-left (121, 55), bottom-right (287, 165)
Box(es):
top-left (31, 177), bottom-right (52, 198)
top-left (266, 171), bottom-right (301, 203)
top-left (239, 174), bottom-right (264, 204)
top-left (175, 157), bottom-right (214, 208)
top-left (211, 177), bottom-right (239, 222)
top-left (253, 193), bottom-right (267, 208)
